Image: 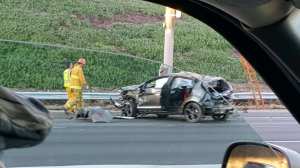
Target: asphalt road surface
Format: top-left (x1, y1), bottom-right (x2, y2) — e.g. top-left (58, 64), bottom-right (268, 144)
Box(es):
top-left (4, 110), bottom-right (299, 167)
top-left (243, 110), bottom-right (300, 152)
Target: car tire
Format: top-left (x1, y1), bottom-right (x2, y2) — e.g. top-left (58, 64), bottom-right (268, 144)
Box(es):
top-left (121, 99), bottom-right (138, 117)
top-left (157, 114), bottom-right (169, 118)
top-left (183, 102), bottom-right (204, 123)
top-left (212, 114), bottom-right (229, 121)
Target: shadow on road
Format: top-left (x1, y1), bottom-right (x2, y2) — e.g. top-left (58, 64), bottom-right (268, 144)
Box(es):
top-left (136, 115), bottom-right (237, 124)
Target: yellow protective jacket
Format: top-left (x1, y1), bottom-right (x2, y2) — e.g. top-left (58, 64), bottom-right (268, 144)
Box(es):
top-left (70, 64), bottom-right (86, 89)
top-left (63, 69), bottom-right (71, 88)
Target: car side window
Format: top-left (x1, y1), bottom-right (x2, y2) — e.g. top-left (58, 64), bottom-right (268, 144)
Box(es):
top-left (171, 78), bottom-right (194, 89)
top-left (155, 78), bottom-right (168, 89)
top-left (145, 77), bottom-right (168, 89)
top-left (145, 81), bottom-right (155, 88)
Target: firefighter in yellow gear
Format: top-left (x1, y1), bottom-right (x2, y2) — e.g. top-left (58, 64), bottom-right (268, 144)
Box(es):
top-left (64, 58), bottom-right (88, 117)
top-left (63, 62), bottom-right (74, 114)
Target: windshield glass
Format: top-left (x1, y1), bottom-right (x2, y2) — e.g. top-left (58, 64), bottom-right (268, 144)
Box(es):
top-left (0, 0), bottom-right (298, 168)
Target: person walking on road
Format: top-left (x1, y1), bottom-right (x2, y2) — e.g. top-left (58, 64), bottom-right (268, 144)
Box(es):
top-left (64, 58), bottom-right (88, 119)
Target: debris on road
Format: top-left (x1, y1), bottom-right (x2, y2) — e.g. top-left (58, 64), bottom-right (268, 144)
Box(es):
top-left (90, 107), bottom-right (113, 123)
top-left (76, 107), bottom-right (113, 123)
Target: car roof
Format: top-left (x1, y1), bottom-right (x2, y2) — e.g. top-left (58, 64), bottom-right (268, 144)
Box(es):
top-left (171, 71), bottom-right (225, 82)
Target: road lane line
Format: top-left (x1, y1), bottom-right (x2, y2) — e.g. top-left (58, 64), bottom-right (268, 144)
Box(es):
top-left (267, 141), bottom-right (300, 143)
top-left (249, 123), bottom-right (299, 125)
top-left (253, 126), bottom-right (300, 128)
top-left (244, 117), bottom-right (292, 119)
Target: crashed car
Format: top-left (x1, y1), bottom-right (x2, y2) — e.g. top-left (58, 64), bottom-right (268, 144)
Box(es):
top-left (112, 71), bottom-right (234, 122)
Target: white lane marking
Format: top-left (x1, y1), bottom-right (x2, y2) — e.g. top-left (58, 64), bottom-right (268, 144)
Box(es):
top-left (244, 117), bottom-right (292, 119)
top-left (246, 122), bottom-right (296, 125)
top-left (248, 122), bottom-right (299, 127)
top-left (14, 164), bottom-right (221, 168)
top-left (253, 125), bottom-right (300, 128)
top-left (267, 141), bottom-right (300, 143)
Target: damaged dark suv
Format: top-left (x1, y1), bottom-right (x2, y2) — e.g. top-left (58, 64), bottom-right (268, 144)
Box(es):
top-left (112, 72), bottom-right (234, 122)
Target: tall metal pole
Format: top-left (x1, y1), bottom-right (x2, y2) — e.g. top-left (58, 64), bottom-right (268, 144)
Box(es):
top-left (160, 7), bottom-right (177, 76)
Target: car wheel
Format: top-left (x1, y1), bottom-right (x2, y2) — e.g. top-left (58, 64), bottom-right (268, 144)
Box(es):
top-left (121, 100), bottom-right (137, 117)
top-left (157, 114), bottom-right (168, 118)
top-left (212, 114), bottom-right (229, 121)
top-left (183, 102), bottom-right (204, 123)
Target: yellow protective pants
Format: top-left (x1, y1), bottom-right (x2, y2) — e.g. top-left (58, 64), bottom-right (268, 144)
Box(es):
top-left (64, 89), bottom-right (84, 113)
top-left (64, 87), bottom-right (74, 113)
top-left (65, 87), bottom-right (72, 100)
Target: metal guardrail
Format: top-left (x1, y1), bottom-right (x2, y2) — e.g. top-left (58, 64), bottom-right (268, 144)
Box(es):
top-left (16, 91), bottom-right (278, 101)
top-left (232, 92), bottom-right (278, 100)
top-left (17, 92), bottom-right (120, 100)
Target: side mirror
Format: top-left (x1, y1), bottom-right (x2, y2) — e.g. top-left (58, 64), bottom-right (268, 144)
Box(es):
top-left (139, 84), bottom-right (146, 92)
top-left (222, 142), bottom-right (300, 168)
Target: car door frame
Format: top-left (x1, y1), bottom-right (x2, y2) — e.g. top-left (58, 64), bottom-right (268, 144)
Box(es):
top-left (137, 76), bottom-right (170, 111)
top-left (161, 75), bottom-right (196, 113)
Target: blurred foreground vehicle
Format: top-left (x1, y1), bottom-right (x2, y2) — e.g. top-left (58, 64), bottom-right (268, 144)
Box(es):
top-left (0, 87), bottom-right (52, 167)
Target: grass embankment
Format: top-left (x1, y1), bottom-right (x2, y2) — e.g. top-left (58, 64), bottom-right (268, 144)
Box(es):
top-left (0, 0), bottom-right (243, 90)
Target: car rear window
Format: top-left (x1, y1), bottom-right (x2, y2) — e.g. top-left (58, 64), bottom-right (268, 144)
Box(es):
top-left (171, 78), bottom-right (194, 89)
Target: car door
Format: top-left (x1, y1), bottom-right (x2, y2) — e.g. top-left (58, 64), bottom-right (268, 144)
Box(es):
top-left (138, 77), bottom-right (169, 110)
top-left (162, 77), bottom-right (195, 112)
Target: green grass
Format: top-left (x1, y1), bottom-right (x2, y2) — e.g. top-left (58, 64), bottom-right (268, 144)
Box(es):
top-left (0, 0), bottom-right (244, 90)
top-left (0, 43), bottom-right (160, 89)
